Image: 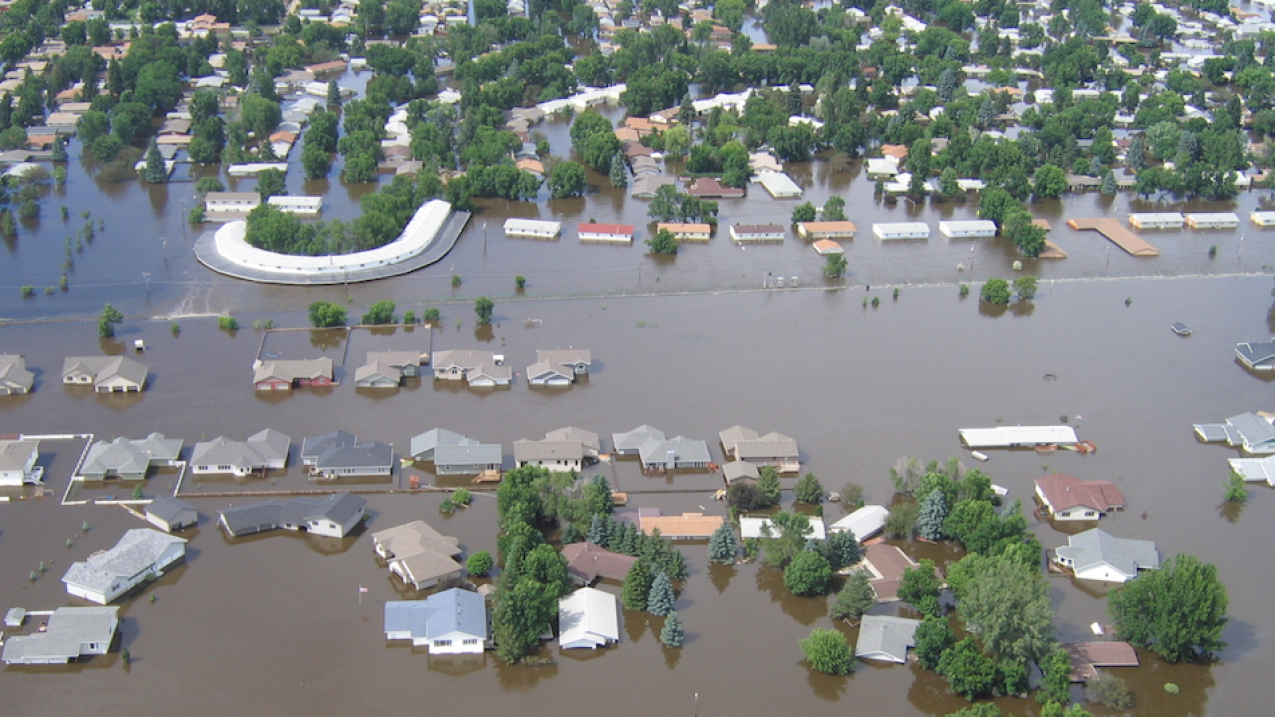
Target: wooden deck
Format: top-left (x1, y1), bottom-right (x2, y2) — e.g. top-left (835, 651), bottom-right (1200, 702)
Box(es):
top-left (1066, 218), bottom-right (1160, 257)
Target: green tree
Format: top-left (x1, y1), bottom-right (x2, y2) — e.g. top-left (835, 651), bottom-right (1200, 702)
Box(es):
top-left (707, 521), bottom-right (737, 564)
top-left (1032, 164), bottom-right (1067, 199)
top-left (1037, 647), bottom-right (1074, 705)
top-left (218, 316), bottom-right (239, 331)
top-left (647, 570), bottom-right (675, 616)
top-left (791, 201), bottom-right (817, 223)
top-left (98, 304), bottom-right (123, 337)
top-left (918, 489), bottom-right (949, 541)
top-left (947, 704), bottom-right (1004, 717)
top-left (884, 501), bottom-right (920, 539)
top-left (302, 143), bottom-right (332, 180)
top-left (823, 196), bottom-right (847, 221)
top-left (756, 466), bottom-right (781, 507)
top-left (830, 570), bottom-right (876, 622)
top-left (1086, 673), bottom-right (1135, 710)
top-left (1224, 471), bottom-right (1248, 502)
top-left (474, 296), bottom-right (494, 325)
top-left (898, 559), bottom-right (942, 616)
top-left (646, 228), bottom-right (678, 255)
top-left (1013, 276), bottom-right (1039, 301)
top-left (800, 628), bottom-right (854, 675)
top-left (660, 611), bottom-right (685, 647)
top-left (784, 549), bottom-right (832, 597)
top-left (938, 637), bottom-right (999, 700)
top-left (1108, 553), bottom-right (1228, 663)
top-left (818, 530), bottom-right (862, 571)
top-left (794, 472), bottom-right (824, 504)
top-left (91, 135), bottom-right (122, 162)
top-left (914, 615), bottom-right (954, 670)
top-left (959, 554), bottom-right (1057, 666)
top-left (492, 578), bottom-right (556, 664)
top-left (549, 160), bottom-right (586, 198)
top-left (361, 300), bottom-right (396, 325)
top-left (759, 512), bottom-right (814, 568)
top-left (308, 300), bottom-right (347, 328)
top-left (980, 278), bottom-right (1011, 305)
top-left (256, 168), bottom-right (286, 201)
top-left (823, 253), bottom-right (848, 278)
top-left (467, 550), bottom-right (493, 576)
top-left (609, 151), bottom-right (627, 187)
top-left (327, 79), bottom-right (342, 108)
top-left (51, 135), bottom-right (67, 162)
top-left (622, 559), bottom-right (653, 611)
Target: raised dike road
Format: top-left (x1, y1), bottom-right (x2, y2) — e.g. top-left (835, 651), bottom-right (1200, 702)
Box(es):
top-left (194, 199), bottom-right (471, 285)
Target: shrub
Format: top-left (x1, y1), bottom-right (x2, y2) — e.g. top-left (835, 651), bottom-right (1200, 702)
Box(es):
top-left (980, 278), bottom-right (1011, 304)
top-left (515, 275), bottom-right (526, 290)
top-left (218, 315), bottom-right (239, 331)
top-left (453, 488), bottom-right (473, 505)
top-left (800, 628), bottom-right (854, 675)
top-left (1087, 673), bottom-right (1135, 710)
top-left (20, 285), bottom-right (33, 297)
top-left (423, 308), bottom-right (441, 323)
top-left (466, 550), bottom-right (493, 576)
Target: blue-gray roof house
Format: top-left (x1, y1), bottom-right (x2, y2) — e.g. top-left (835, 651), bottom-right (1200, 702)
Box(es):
top-left (1052, 528), bottom-right (1159, 583)
top-left (384, 588), bottom-right (488, 654)
top-left (855, 614), bottom-right (921, 663)
top-left (218, 492), bottom-right (366, 539)
top-left (1193, 413), bottom-right (1275, 455)
top-left (1235, 339), bottom-right (1275, 371)
top-left (301, 431), bottom-right (394, 480)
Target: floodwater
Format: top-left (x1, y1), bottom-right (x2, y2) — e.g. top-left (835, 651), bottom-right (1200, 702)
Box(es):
top-left (0, 273), bottom-right (1273, 716)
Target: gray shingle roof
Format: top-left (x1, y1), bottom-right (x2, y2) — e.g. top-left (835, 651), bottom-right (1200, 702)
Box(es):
top-left (1, 607), bottom-right (118, 664)
top-left (61, 529), bottom-right (186, 596)
top-left (218, 493), bottom-right (366, 536)
top-left (80, 433), bottom-right (182, 477)
top-left (1056, 528), bottom-right (1159, 578)
top-left (144, 496), bottom-right (197, 524)
top-left (855, 615), bottom-right (921, 663)
top-left (315, 441), bottom-right (393, 470)
top-left (384, 588), bottom-right (486, 641)
top-left (410, 428), bottom-right (476, 459)
top-left (638, 435), bottom-right (712, 465)
top-left (301, 430), bottom-right (356, 463)
top-left (611, 425), bottom-right (665, 452)
top-left (434, 443), bottom-right (502, 467)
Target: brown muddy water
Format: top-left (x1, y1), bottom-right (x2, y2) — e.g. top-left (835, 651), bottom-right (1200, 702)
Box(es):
top-left (0, 274), bottom-right (1272, 717)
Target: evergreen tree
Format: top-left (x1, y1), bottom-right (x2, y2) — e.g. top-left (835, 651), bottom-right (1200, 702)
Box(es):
top-left (1101, 169), bottom-right (1117, 195)
top-left (937, 67), bottom-right (956, 102)
top-left (622, 560), bottom-right (653, 611)
top-left (830, 570), bottom-right (875, 621)
top-left (678, 93), bottom-right (695, 125)
top-left (659, 611), bottom-right (685, 647)
top-left (647, 570), bottom-right (675, 616)
top-left (1127, 135), bottom-right (1147, 171)
top-left (707, 521), bottom-right (737, 564)
top-left (977, 94), bottom-right (995, 129)
top-left (1088, 155), bottom-right (1103, 176)
top-left (142, 139), bottom-right (167, 183)
top-left (327, 79), bottom-right (342, 108)
top-left (917, 489), bottom-right (949, 542)
top-left (51, 135), bottom-right (67, 162)
top-left (756, 466), bottom-right (782, 507)
top-left (609, 150), bottom-right (627, 187)
top-left (561, 522), bottom-right (583, 544)
top-left (794, 472), bottom-right (824, 504)
top-left (818, 530), bottom-right (862, 571)
top-left (0, 209), bottom-right (15, 238)
top-left (587, 513), bottom-right (609, 546)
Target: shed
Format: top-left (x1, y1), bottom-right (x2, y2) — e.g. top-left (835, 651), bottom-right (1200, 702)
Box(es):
top-left (753, 171), bottom-right (802, 198)
top-left (144, 496), bottom-right (199, 532)
top-left (558, 587), bottom-right (619, 649)
top-left (504, 218), bottom-right (562, 239)
top-left (938, 220), bottom-right (997, 238)
top-left (873, 222), bottom-right (931, 240)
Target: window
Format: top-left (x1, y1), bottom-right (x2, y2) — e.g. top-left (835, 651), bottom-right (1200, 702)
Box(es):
top-left (434, 640), bottom-right (451, 647)
top-left (462, 639), bottom-right (479, 645)
top-left (1084, 511), bottom-right (1097, 517)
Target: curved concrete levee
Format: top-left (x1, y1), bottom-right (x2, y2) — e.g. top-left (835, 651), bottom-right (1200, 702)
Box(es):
top-left (194, 199), bottom-right (471, 285)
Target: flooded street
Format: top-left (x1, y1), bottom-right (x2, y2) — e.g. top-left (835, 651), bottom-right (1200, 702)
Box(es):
top-left (0, 272), bottom-right (1272, 715)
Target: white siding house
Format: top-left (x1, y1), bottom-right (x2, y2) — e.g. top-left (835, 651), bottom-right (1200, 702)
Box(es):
top-left (1184, 212), bottom-right (1240, 229)
top-left (0, 440), bottom-right (43, 486)
top-left (504, 218), bottom-right (562, 239)
top-left (873, 222), bottom-right (931, 240)
top-left (938, 220), bottom-right (997, 238)
top-left (729, 224), bottom-right (785, 242)
top-left (267, 195), bottom-right (323, 216)
top-left (578, 223), bottom-right (635, 243)
top-left (205, 192), bottom-right (261, 214)
top-left (1127, 212), bottom-right (1184, 230)
top-left (62, 529), bottom-right (187, 604)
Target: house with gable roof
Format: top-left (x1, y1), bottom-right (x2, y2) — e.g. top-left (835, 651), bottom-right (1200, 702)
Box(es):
top-left (431, 350), bottom-right (511, 387)
top-left (191, 429), bottom-right (290, 476)
top-left (384, 588), bottom-right (488, 653)
top-left (373, 520), bottom-right (464, 589)
top-left (1052, 528), bottom-right (1159, 583)
top-left (78, 433), bottom-right (183, 480)
top-left (855, 615), bottom-right (921, 663)
top-left (62, 528), bottom-right (187, 604)
top-left (1034, 473), bottom-right (1126, 521)
top-left (0, 354), bottom-right (34, 394)
top-left (1, 607), bottom-right (119, 665)
top-left (218, 492), bottom-right (366, 539)
top-left (558, 586), bottom-right (619, 649)
top-left (62, 355), bottom-right (148, 392)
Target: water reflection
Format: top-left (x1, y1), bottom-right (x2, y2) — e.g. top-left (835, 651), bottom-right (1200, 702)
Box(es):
top-left (753, 562), bottom-right (826, 626)
top-left (707, 563), bottom-right (735, 594)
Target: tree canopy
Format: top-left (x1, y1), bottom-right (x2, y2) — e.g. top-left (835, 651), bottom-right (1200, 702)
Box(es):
top-left (1108, 553), bottom-right (1228, 663)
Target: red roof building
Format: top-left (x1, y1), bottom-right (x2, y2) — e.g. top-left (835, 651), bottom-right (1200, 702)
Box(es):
top-left (1034, 473), bottom-right (1126, 521)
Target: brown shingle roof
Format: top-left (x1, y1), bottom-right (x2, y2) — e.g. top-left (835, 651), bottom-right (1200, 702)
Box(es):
top-left (561, 542), bottom-right (638, 583)
top-left (1036, 473), bottom-right (1125, 513)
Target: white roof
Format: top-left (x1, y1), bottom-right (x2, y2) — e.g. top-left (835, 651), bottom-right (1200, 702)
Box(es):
top-left (559, 587), bottom-right (619, 648)
top-left (1128, 212), bottom-right (1185, 223)
top-left (938, 220), bottom-right (997, 235)
top-left (828, 505), bottom-right (888, 541)
top-left (753, 171), bottom-right (802, 196)
top-left (866, 157), bottom-right (900, 175)
top-left (213, 200), bottom-right (451, 277)
top-left (959, 425), bottom-right (1078, 448)
top-left (504, 217), bottom-right (562, 233)
top-left (740, 515), bottom-right (825, 541)
top-left (267, 195), bottom-right (323, 208)
top-left (1184, 212), bottom-right (1239, 223)
top-left (61, 529), bottom-right (186, 597)
top-left (873, 222), bottom-right (931, 236)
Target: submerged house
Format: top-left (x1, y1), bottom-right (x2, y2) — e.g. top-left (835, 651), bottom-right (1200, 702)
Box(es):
top-left (0, 354), bottom-right (34, 394)
top-left (354, 350), bottom-right (424, 388)
top-left (190, 429), bottom-right (290, 476)
top-left (431, 350), bottom-right (511, 387)
top-left (740, 515), bottom-right (826, 541)
top-left (62, 355), bottom-right (148, 392)
top-left (410, 428), bottom-right (502, 475)
top-left (373, 520), bottom-right (464, 590)
top-left (0, 440), bottom-right (43, 486)
top-left (1193, 413), bottom-right (1275, 454)
top-left (384, 588), bottom-right (488, 654)
top-left (1052, 528), bottom-right (1159, 583)
top-left (144, 496), bottom-right (198, 532)
top-left (526, 349), bottom-right (592, 386)
top-left (611, 424), bottom-right (711, 471)
top-left (301, 431), bottom-right (393, 480)
top-left (561, 542), bottom-right (638, 585)
top-left (828, 505), bottom-right (889, 541)
top-left (77, 433), bottom-right (183, 480)
top-left (855, 615), bottom-right (921, 664)
top-left (1, 607), bottom-right (119, 665)
top-left (615, 508), bottom-right (724, 539)
top-left (718, 425), bottom-right (800, 472)
top-left (558, 587), bottom-right (620, 649)
top-left (62, 529), bottom-right (187, 604)
top-left (218, 492), bottom-right (366, 539)
top-left (1034, 473), bottom-right (1126, 521)
top-left (253, 358), bottom-right (334, 391)
top-left (1235, 340), bottom-right (1275, 371)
